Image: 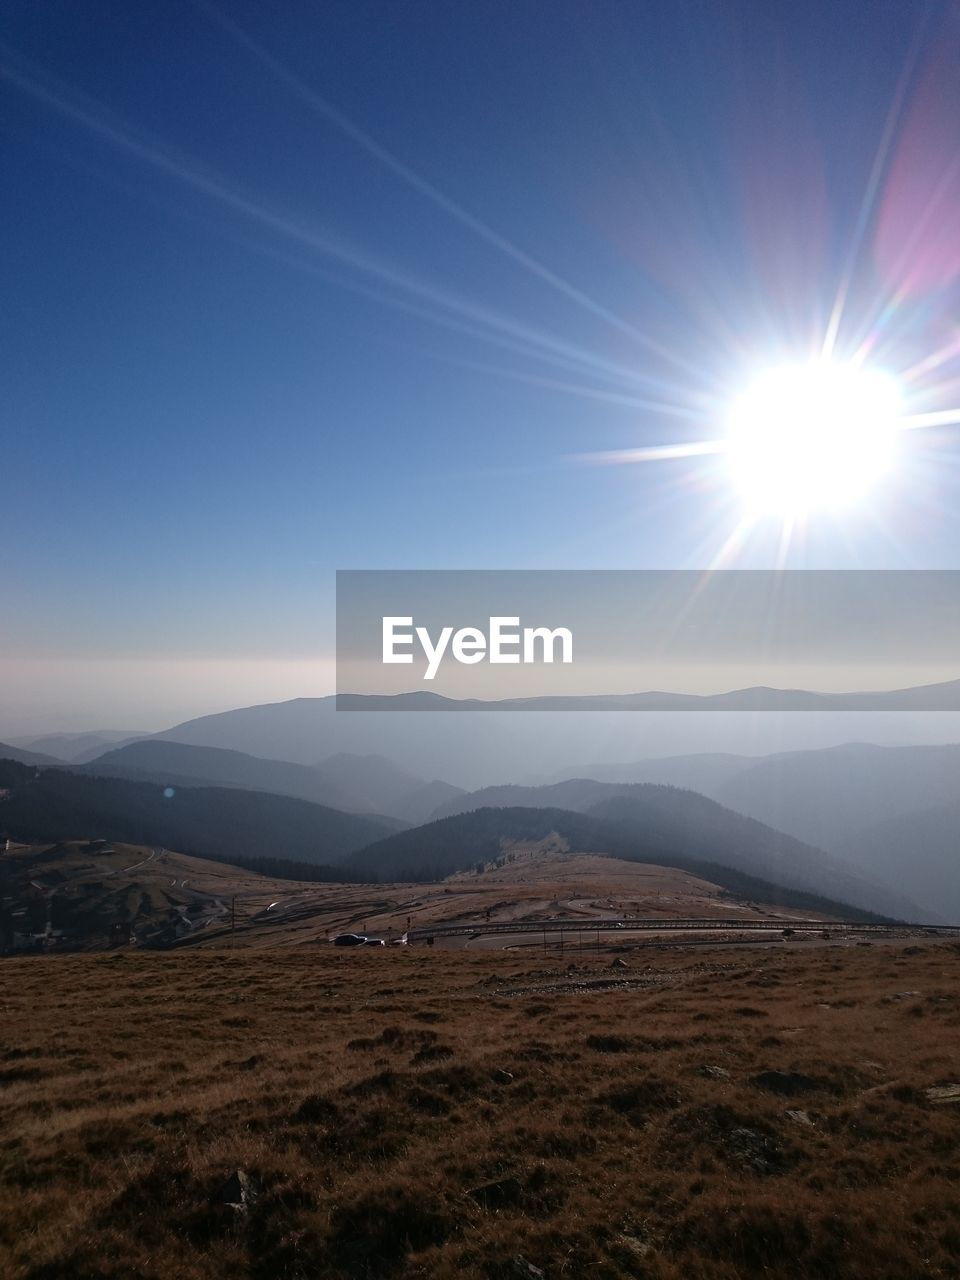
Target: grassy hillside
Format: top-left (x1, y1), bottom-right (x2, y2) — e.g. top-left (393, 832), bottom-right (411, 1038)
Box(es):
top-left (0, 841), bottom-right (377, 953)
top-left (0, 764), bottom-right (400, 867)
top-left (3, 943), bottom-right (959, 1279)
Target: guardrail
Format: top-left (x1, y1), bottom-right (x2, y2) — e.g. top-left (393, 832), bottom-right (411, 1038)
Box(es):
top-left (407, 916), bottom-right (959, 942)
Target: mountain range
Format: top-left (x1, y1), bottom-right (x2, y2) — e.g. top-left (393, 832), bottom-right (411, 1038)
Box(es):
top-left (335, 677), bottom-right (960, 712)
top-left (0, 767), bottom-right (400, 867)
top-left (4, 693), bottom-right (960, 922)
top-left (428, 746), bottom-right (960, 921)
top-left (136, 694), bottom-right (960, 789)
top-left (0, 741), bottom-right (65, 767)
top-left (6, 730), bottom-right (147, 763)
top-left (346, 792), bottom-right (918, 921)
top-left (77, 739), bottom-right (462, 824)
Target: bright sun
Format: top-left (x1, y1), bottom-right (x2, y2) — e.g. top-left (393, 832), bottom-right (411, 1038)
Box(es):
top-left (726, 361), bottom-right (902, 516)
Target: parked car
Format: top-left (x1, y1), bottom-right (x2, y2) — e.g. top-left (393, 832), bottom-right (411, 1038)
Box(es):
top-left (333, 933), bottom-right (366, 946)
top-left (363, 937), bottom-right (386, 947)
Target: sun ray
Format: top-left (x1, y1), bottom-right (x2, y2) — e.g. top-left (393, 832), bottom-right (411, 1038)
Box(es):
top-left (899, 333), bottom-right (960, 383)
top-left (821, 19), bottom-right (927, 360)
top-left (3, 49), bottom-right (712, 406)
top-left (199, 1), bottom-right (708, 383)
top-left (572, 440), bottom-right (725, 466)
top-left (899, 407), bottom-right (960, 431)
top-left (707, 515), bottom-right (758, 571)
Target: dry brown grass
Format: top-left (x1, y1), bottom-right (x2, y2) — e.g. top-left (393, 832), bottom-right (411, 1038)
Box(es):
top-left (3, 839), bottom-right (812, 954)
top-left (2, 941), bottom-right (960, 1278)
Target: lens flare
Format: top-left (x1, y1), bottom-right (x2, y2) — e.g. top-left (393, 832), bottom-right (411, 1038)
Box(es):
top-left (726, 361), bottom-right (901, 516)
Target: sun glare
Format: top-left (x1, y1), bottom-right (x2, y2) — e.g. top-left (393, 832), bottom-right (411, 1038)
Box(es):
top-left (726, 361), bottom-right (901, 516)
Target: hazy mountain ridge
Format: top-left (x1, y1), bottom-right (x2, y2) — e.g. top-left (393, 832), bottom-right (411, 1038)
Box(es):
top-left (546, 752), bottom-right (758, 790)
top-left (337, 678), bottom-right (960, 712)
top-left (15, 698), bottom-right (960, 922)
top-left (81, 740), bottom-right (374, 813)
top-left (712, 743), bottom-right (960, 848)
top-left (838, 797), bottom-right (960, 921)
top-left (346, 802), bottom-right (904, 921)
top-left (77, 740), bottom-right (461, 824)
top-left (152, 696), bottom-right (513, 783)
top-left (2, 746), bottom-right (924, 918)
top-left (429, 748), bottom-right (960, 921)
top-left (147, 695), bottom-right (960, 789)
top-left (310, 752), bottom-right (465, 823)
top-left (541, 742), bottom-right (960, 860)
top-left (580, 789), bottom-right (924, 921)
top-left (0, 766), bottom-right (400, 867)
top-left (0, 741), bottom-right (64, 767)
top-left (429, 777), bottom-right (629, 821)
top-left (8, 730), bottom-right (148, 763)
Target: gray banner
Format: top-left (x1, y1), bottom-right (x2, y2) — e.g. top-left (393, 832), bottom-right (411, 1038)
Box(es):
top-left (336, 570), bottom-right (960, 710)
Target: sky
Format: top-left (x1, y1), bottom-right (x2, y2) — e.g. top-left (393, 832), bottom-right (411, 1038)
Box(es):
top-left (4, 0), bottom-right (960, 730)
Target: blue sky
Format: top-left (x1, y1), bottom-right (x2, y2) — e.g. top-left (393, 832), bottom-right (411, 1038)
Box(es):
top-left (4, 1), bottom-right (960, 727)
